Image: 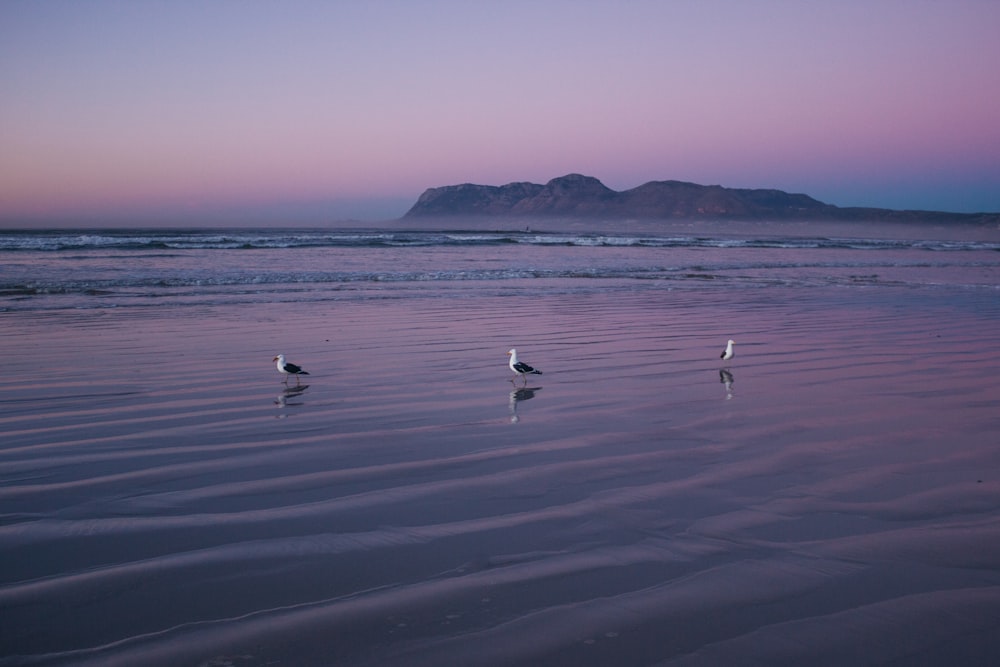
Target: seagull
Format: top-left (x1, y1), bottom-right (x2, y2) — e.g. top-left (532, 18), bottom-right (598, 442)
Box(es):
top-left (720, 339), bottom-right (735, 362)
top-left (507, 348), bottom-right (542, 384)
top-left (273, 354), bottom-right (310, 385)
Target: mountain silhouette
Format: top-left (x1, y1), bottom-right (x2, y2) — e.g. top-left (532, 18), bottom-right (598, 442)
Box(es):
top-left (404, 174), bottom-right (998, 223)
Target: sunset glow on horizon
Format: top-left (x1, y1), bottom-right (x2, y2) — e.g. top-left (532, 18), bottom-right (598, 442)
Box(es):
top-left (2, 1), bottom-right (999, 225)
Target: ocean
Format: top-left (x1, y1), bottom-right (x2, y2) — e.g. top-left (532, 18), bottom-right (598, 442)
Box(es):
top-left (3, 222), bottom-right (999, 311)
top-left (2, 219), bottom-right (999, 666)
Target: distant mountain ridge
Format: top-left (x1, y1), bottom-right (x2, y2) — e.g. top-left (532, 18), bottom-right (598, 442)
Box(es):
top-left (403, 174), bottom-right (998, 223)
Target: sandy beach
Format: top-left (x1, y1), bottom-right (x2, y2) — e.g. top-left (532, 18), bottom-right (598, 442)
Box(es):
top-left (3, 268), bottom-right (1000, 665)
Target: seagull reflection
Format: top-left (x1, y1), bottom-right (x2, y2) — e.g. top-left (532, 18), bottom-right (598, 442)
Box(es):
top-left (275, 384), bottom-right (309, 408)
top-left (719, 369), bottom-right (734, 399)
top-left (509, 386), bottom-right (541, 423)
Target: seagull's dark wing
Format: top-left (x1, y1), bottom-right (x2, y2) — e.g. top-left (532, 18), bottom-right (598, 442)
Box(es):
top-left (284, 362), bottom-right (306, 374)
top-left (513, 361), bottom-right (541, 374)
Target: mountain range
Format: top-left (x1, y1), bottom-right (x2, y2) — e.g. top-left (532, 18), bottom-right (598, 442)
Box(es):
top-left (403, 174), bottom-right (998, 223)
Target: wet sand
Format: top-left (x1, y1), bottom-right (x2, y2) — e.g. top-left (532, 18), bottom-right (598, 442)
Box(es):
top-left (2, 284), bottom-right (1000, 666)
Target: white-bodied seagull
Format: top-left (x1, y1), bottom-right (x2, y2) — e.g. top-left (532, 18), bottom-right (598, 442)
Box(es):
top-left (507, 348), bottom-right (542, 384)
top-left (273, 354), bottom-right (310, 385)
top-left (720, 339), bottom-right (735, 362)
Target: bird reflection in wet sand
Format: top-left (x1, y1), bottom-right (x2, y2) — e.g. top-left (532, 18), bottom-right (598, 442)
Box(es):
top-left (719, 368), bottom-right (734, 399)
top-left (275, 384), bottom-right (309, 409)
top-left (509, 386), bottom-right (541, 423)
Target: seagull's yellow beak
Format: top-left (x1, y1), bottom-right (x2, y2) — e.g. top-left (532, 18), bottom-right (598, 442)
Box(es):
top-left (506, 351), bottom-right (512, 356)
top-left (272, 356), bottom-right (279, 361)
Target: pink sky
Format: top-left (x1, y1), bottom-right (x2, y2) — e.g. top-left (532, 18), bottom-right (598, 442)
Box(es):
top-left (2, 1), bottom-right (999, 225)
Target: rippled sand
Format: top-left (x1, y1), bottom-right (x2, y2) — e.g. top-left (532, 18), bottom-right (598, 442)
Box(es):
top-left (2, 284), bottom-right (1000, 666)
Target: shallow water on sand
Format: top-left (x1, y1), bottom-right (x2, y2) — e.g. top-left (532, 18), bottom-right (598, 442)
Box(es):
top-left (2, 228), bottom-right (1000, 665)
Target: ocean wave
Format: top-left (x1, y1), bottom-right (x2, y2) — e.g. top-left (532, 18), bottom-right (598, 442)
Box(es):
top-left (1, 262), bottom-right (979, 294)
top-left (2, 227), bottom-right (997, 314)
top-left (2, 229), bottom-right (998, 252)
top-left (2, 263), bottom-right (997, 315)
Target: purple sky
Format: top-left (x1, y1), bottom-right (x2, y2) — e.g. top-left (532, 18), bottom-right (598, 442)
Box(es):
top-left (2, 1), bottom-right (999, 226)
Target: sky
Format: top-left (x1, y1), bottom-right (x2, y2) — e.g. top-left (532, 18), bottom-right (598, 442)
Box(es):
top-left (2, 0), bottom-right (999, 226)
